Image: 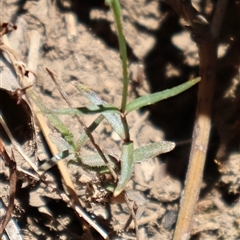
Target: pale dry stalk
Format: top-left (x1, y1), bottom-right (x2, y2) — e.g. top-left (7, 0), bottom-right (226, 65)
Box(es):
top-left (164, 0), bottom-right (229, 239)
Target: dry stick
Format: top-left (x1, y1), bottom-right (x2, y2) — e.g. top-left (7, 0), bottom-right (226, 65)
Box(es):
top-left (0, 114), bottom-right (39, 173)
top-left (123, 194), bottom-right (139, 240)
top-left (129, 207), bottom-right (162, 228)
top-left (164, 1), bottom-right (229, 239)
top-left (174, 34), bottom-right (217, 240)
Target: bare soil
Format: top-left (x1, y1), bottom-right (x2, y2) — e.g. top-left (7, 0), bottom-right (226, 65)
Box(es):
top-left (0, 0), bottom-right (240, 239)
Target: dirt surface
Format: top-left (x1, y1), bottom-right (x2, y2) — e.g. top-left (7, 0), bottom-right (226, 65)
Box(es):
top-left (0, 0), bottom-right (240, 239)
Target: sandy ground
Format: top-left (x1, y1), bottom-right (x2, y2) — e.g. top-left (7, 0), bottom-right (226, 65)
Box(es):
top-left (0, 0), bottom-right (240, 239)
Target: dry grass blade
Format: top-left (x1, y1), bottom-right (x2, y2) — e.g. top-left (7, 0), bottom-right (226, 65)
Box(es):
top-left (0, 114), bottom-right (39, 174)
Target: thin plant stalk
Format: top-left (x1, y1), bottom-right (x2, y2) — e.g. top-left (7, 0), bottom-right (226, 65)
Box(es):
top-left (105, 0), bottom-right (129, 113)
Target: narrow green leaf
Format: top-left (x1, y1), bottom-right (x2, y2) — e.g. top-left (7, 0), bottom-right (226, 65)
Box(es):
top-left (30, 90), bottom-right (75, 148)
top-left (114, 141), bottom-right (134, 197)
top-left (104, 182), bottom-right (115, 192)
top-left (126, 77), bottom-right (200, 113)
top-left (105, 0), bottom-right (114, 6)
top-left (45, 105), bottom-right (119, 115)
top-left (76, 83), bottom-right (126, 139)
top-left (133, 141), bottom-right (175, 162)
top-left (38, 150), bottom-right (74, 174)
top-left (73, 141), bottom-right (175, 169)
top-left (80, 153), bottom-right (117, 168)
top-left (76, 114), bottom-right (105, 151)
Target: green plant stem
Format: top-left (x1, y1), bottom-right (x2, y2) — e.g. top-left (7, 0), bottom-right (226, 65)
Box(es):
top-left (106, 0), bottom-right (129, 113)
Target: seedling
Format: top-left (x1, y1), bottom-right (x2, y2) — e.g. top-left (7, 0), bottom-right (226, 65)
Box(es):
top-left (0, 2), bottom-right (200, 239)
top-left (36, 0), bottom-right (200, 197)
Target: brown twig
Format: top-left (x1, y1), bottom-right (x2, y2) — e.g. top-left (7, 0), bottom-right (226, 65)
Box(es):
top-left (164, 0), bottom-right (229, 239)
top-left (124, 193), bottom-right (139, 240)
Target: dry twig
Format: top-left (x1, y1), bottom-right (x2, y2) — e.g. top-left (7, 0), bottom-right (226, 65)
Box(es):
top-left (164, 0), bottom-right (229, 239)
